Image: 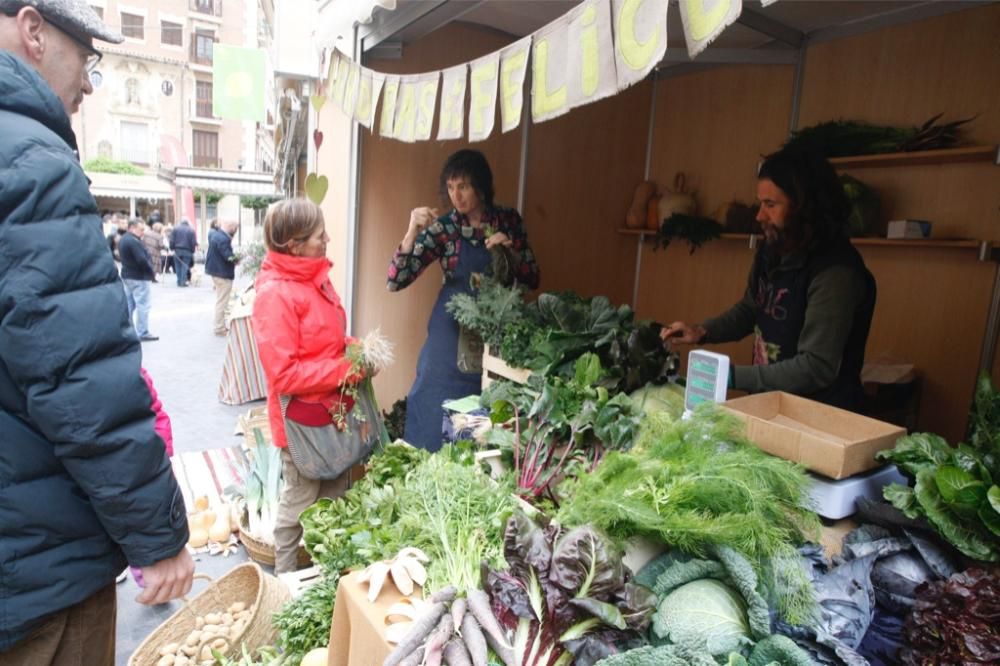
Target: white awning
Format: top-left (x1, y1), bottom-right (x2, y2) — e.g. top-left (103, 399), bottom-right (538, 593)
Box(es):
top-left (87, 172), bottom-right (173, 200)
top-left (172, 167), bottom-right (278, 197)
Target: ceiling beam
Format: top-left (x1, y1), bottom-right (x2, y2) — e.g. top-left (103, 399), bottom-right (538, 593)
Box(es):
top-left (395, 0), bottom-right (492, 44)
top-left (357, 0), bottom-right (448, 52)
top-left (807, 1), bottom-right (995, 45)
top-left (659, 47), bottom-right (798, 66)
top-left (737, 7), bottom-right (804, 48)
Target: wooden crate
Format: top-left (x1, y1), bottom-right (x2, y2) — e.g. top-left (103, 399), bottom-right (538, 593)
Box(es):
top-left (482, 344), bottom-right (532, 389)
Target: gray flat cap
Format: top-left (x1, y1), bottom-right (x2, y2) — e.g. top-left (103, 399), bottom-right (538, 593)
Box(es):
top-left (0, 0), bottom-right (124, 44)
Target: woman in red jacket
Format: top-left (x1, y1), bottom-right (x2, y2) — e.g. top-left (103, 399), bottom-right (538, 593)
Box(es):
top-left (251, 198), bottom-right (361, 574)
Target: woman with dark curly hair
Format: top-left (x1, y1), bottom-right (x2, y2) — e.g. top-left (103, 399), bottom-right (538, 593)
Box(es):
top-left (660, 148), bottom-right (876, 412)
top-left (387, 149), bottom-right (540, 450)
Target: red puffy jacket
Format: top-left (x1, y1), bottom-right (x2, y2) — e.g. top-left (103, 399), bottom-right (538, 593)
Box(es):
top-left (251, 251), bottom-right (358, 448)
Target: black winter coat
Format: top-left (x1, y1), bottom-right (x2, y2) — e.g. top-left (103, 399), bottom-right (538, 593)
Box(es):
top-left (205, 228), bottom-right (236, 279)
top-left (0, 52), bottom-right (188, 651)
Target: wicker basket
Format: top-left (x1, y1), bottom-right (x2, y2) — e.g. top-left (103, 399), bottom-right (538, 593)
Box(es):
top-left (238, 510), bottom-right (311, 569)
top-left (128, 563), bottom-right (290, 666)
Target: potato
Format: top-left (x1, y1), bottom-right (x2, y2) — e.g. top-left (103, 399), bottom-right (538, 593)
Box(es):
top-left (180, 644), bottom-right (197, 657)
top-left (198, 644), bottom-right (213, 661)
top-left (194, 616), bottom-right (205, 630)
top-left (221, 612), bottom-right (233, 626)
top-left (229, 602), bottom-right (246, 613)
top-left (211, 638), bottom-right (227, 650)
top-left (184, 630), bottom-right (202, 647)
top-left (156, 656), bottom-right (175, 666)
top-left (204, 613), bottom-right (220, 624)
top-left (229, 621), bottom-right (245, 640)
top-left (159, 642), bottom-right (180, 657)
top-left (174, 657), bottom-right (189, 666)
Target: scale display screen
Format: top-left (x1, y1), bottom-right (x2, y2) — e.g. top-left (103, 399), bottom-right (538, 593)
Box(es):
top-left (684, 350), bottom-right (730, 414)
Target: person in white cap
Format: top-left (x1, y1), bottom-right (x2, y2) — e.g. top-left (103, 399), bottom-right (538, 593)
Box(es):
top-left (0, 2), bottom-right (194, 662)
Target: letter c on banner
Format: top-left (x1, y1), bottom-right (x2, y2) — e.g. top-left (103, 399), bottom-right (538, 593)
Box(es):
top-left (532, 38), bottom-right (567, 118)
top-left (686, 0), bottom-right (733, 41)
top-left (618, 0), bottom-right (661, 70)
top-left (580, 4), bottom-right (600, 96)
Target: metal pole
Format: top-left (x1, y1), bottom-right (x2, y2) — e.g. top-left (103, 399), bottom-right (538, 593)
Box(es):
top-left (632, 74), bottom-right (658, 310)
top-left (516, 69), bottom-right (531, 215)
top-left (346, 28), bottom-right (362, 334)
top-left (788, 40), bottom-right (808, 134)
top-left (977, 250), bottom-right (1000, 376)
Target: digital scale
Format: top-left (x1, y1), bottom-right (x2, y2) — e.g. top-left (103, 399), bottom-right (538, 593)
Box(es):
top-left (682, 349), bottom-right (906, 519)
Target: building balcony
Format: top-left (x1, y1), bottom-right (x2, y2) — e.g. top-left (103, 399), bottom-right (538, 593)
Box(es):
top-left (190, 0), bottom-right (222, 17)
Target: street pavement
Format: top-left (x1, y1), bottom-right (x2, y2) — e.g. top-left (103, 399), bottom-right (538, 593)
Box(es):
top-left (115, 269), bottom-right (265, 665)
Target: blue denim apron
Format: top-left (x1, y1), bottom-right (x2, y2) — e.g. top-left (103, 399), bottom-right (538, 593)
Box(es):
top-left (403, 230), bottom-right (490, 451)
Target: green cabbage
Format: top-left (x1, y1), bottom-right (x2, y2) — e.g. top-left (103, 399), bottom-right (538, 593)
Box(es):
top-left (654, 579), bottom-right (751, 656)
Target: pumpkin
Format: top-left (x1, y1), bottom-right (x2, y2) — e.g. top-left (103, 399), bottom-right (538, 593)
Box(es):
top-left (626, 181), bottom-right (657, 229)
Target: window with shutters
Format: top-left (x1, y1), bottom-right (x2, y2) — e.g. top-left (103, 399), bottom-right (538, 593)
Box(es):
top-left (120, 121), bottom-right (149, 164)
top-left (161, 20), bottom-right (182, 46)
top-left (192, 30), bottom-right (214, 65)
top-left (196, 80), bottom-right (213, 118)
top-left (121, 12), bottom-right (143, 39)
top-left (192, 130), bottom-right (219, 168)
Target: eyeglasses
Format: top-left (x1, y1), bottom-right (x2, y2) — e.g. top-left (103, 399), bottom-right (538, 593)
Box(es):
top-left (45, 17), bottom-right (103, 73)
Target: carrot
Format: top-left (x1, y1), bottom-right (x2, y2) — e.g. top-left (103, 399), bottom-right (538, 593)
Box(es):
top-left (460, 613), bottom-right (488, 666)
top-left (382, 601), bottom-right (447, 666)
top-left (466, 589), bottom-right (510, 651)
top-left (451, 597), bottom-right (467, 631)
top-left (430, 585), bottom-right (458, 603)
top-left (397, 648), bottom-right (424, 666)
top-left (443, 638), bottom-right (472, 666)
top-left (422, 614), bottom-right (455, 666)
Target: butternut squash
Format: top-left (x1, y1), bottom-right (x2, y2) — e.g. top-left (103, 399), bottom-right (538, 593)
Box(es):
top-left (626, 181), bottom-right (657, 229)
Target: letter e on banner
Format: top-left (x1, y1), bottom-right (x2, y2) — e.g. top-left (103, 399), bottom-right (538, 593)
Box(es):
top-left (438, 64), bottom-right (467, 140)
top-left (468, 52), bottom-right (500, 142)
top-left (612, 0), bottom-right (667, 91)
top-left (499, 36), bottom-right (531, 133)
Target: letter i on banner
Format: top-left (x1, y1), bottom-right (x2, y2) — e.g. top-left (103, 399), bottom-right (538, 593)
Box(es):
top-left (437, 64), bottom-right (467, 140)
top-left (612, 0), bottom-right (668, 91)
top-left (379, 76), bottom-right (400, 138)
top-left (468, 53), bottom-right (499, 142)
top-left (569, 0), bottom-right (617, 107)
top-left (414, 72), bottom-right (440, 141)
top-left (393, 75), bottom-right (419, 143)
top-left (679, 0), bottom-right (743, 59)
top-left (499, 36), bottom-right (531, 133)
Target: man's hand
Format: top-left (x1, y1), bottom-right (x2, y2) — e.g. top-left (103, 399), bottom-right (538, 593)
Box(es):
top-left (401, 207), bottom-right (439, 253)
top-left (660, 321), bottom-right (707, 345)
top-left (137, 548), bottom-right (195, 605)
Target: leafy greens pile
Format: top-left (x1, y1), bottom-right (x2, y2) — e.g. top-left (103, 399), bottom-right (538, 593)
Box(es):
top-left (557, 408), bottom-right (820, 623)
top-left (877, 374), bottom-right (1000, 561)
top-left (482, 511), bottom-right (657, 666)
top-left (448, 279), bottom-right (677, 394)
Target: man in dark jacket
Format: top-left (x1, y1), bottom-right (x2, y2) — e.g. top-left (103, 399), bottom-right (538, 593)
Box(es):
top-left (661, 148), bottom-right (876, 413)
top-left (0, 1), bottom-right (193, 661)
top-left (120, 217), bottom-right (159, 341)
top-left (170, 217), bottom-right (198, 287)
top-left (205, 219), bottom-right (239, 335)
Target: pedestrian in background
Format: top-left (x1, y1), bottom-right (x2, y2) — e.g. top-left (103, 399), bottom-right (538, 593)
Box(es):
top-left (0, 2), bottom-right (192, 662)
top-left (170, 217), bottom-right (197, 287)
top-left (143, 219), bottom-right (165, 278)
top-left (120, 218), bottom-right (159, 341)
top-left (206, 219), bottom-right (239, 336)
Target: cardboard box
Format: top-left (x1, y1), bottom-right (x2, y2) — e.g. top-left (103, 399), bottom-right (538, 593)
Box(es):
top-left (723, 392), bottom-right (905, 479)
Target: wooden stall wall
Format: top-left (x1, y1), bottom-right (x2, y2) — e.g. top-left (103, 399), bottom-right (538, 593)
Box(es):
top-left (354, 24), bottom-right (524, 407)
top-left (796, 3), bottom-right (1000, 441)
top-left (634, 4), bottom-right (999, 442)
top-left (636, 64), bottom-right (796, 368)
top-left (521, 80), bottom-right (651, 304)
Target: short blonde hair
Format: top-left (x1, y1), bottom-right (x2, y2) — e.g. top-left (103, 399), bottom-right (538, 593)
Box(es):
top-left (263, 199), bottom-right (324, 254)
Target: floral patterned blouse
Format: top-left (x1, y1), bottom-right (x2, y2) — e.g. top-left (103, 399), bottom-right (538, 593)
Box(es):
top-left (386, 206), bottom-right (540, 291)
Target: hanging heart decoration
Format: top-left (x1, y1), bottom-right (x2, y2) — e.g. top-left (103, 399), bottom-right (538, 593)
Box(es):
top-left (313, 129), bottom-right (324, 151)
top-left (305, 173), bottom-right (329, 206)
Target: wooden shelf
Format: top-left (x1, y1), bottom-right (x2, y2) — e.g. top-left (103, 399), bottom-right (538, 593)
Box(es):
top-left (617, 229), bottom-right (988, 253)
top-left (828, 145), bottom-right (998, 169)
